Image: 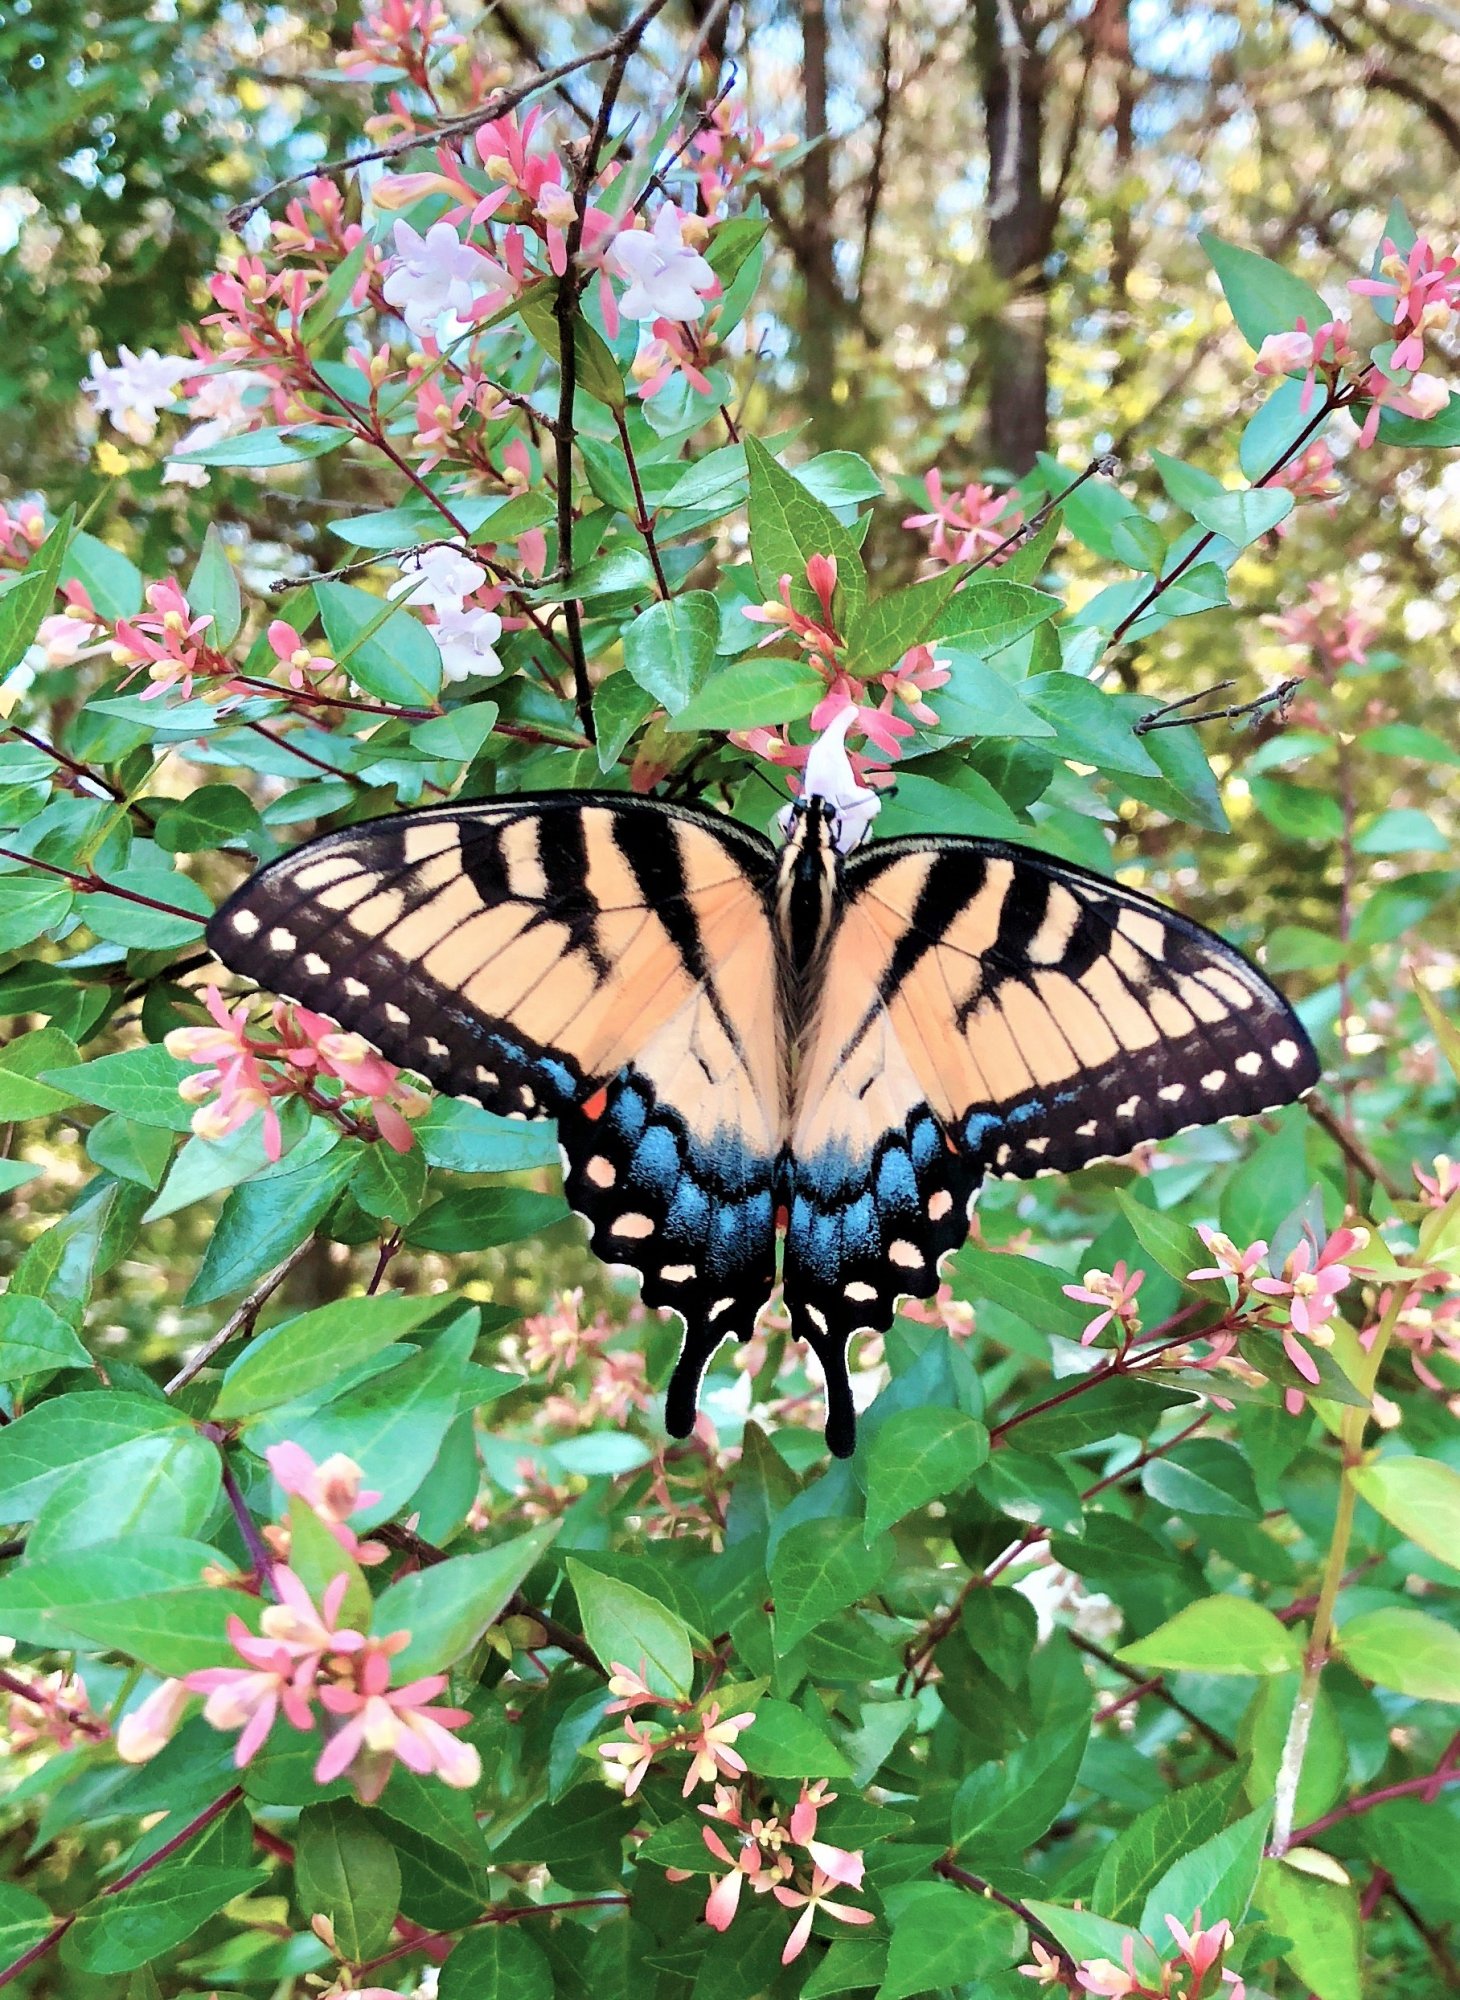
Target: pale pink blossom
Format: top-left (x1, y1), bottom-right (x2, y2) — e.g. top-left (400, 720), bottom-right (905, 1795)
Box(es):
top-left (265, 1442), bottom-right (387, 1566)
top-left (605, 1660), bottom-right (674, 1715)
top-left (1416, 1155), bottom-right (1460, 1208)
top-left (83, 346), bottom-right (193, 443)
top-left (609, 205), bottom-right (717, 323)
top-left (316, 1636), bottom-right (480, 1800)
top-left (1019, 1941), bottom-right (1065, 1986)
top-left (773, 1866), bottom-right (876, 1965)
top-left (903, 469), bottom-right (1023, 566)
top-left (598, 1716), bottom-right (659, 1797)
top-left (117, 1678), bottom-right (191, 1763)
top-left (1075, 1940), bottom-right (1141, 1998)
top-left (1188, 1226), bottom-right (1270, 1288)
top-left (1063, 1260), bottom-right (1145, 1345)
top-left (681, 1703), bottom-right (756, 1796)
top-left (382, 220), bottom-right (505, 339)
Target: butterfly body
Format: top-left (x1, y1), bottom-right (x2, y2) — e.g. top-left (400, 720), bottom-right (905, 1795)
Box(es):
top-left (207, 791), bottom-right (1318, 1456)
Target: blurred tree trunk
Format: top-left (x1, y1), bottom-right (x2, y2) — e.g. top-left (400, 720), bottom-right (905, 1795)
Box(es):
top-left (799, 0), bottom-right (841, 442)
top-left (973, 0), bottom-right (1049, 474)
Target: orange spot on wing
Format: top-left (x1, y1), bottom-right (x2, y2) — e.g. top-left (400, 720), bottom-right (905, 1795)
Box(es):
top-left (581, 1086), bottom-right (609, 1121)
top-left (775, 1204), bottom-right (789, 1235)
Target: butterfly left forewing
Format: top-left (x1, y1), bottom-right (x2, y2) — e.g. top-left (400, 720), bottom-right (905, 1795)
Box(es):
top-left (206, 795), bottom-right (785, 1435)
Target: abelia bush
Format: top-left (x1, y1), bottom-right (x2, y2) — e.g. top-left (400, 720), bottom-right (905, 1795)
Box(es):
top-left (0, 7), bottom-right (1458, 1998)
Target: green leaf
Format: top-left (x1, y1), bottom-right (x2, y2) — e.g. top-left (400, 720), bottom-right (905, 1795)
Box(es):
top-left (1337, 1606), bottom-right (1460, 1701)
top-left (59, 1584), bottom-right (263, 1676)
top-left (187, 524), bottom-right (242, 649)
top-left (802, 1933), bottom-right (889, 2000)
top-left (0, 1537), bottom-right (222, 1647)
top-left (293, 1802), bottom-right (401, 1961)
top-left (153, 784), bottom-right (260, 853)
top-left (316, 580), bottom-right (443, 707)
top-left (0, 1884), bottom-right (54, 1968)
top-left (405, 1186), bottom-right (568, 1253)
top-left (567, 1558), bottom-right (695, 1698)
top-left (929, 651), bottom-right (1055, 740)
top-left (952, 1711), bottom-right (1090, 1854)
top-left (0, 1390), bottom-right (184, 1519)
top-left (1138, 1806), bottom-right (1269, 1939)
top-left (665, 655), bottom-right (827, 733)
top-left (1023, 1904), bottom-right (1164, 1985)
top-left (60, 528), bottom-right (142, 619)
top-left (735, 1698), bottom-right (853, 1779)
top-left (1093, 1764), bottom-right (1250, 1923)
top-left (946, 1247), bottom-right (1092, 1343)
top-left (376, 1523), bottom-right (560, 1678)
top-left (249, 1321), bottom-right (476, 1524)
top-left (415, 1096), bottom-right (559, 1173)
top-left (352, 1138), bottom-right (428, 1224)
top-left (440, 1925), bottom-right (555, 2000)
top-left (770, 1517), bottom-right (895, 1651)
top-left (845, 569), bottom-right (965, 676)
top-left (1151, 452), bottom-right (1292, 545)
top-left (57, 1044), bottom-right (202, 1131)
top-left (1118, 1597), bottom-right (1301, 1676)
top-left (1353, 807), bottom-right (1447, 854)
top-left (0, 1294), bottom-right (91, 1381)
top-left (547, 546), bottom-right (654, 605)
top-left (86, 1113), bottom-right (174, 1189)
top-left (173, 422), bottom-right (349, 466)
top-left (1023, 675), bottom-right (1161, 777)
top-left (1200, 234), bottom-right (1333, 352)
top-left (864, 1408), bottom-right (988, 1538)
top-left (410, 701), bottom-right (499, 762)
top-left (593, 671), bottom-right (656, 767)
top-left (185, 1146), bottom-right (359, 1305)
top-left (1005, 1377), bottom-right (1193, 1454)
top-left (214, 1291), bottom-right (446, 1420)
top-left (27, 1430), bottom-right (222, 1560)
top-left (1110, 515), bottom-right (1167, 572)
top-left (0, 874), bottom-right (74, 952)
top-left (797, 450), bottom-right (884, 507)
top-left (1114, 1192), bottom-right (1207, 1286)
top-left (933, 579), bottom-right (1060, 656)
top-left (1350, 1456), bottom-right (1460, 1572)
top-left (877, 1882), bottom-right (1021, 2000)
top-left (1249, 774), bottom-right (1344, 842)
top-left (1256, 1860), bottom-right (1361, 2000)
top-left (1143, 1440), bottom-right (1263, 1521)
top-left (622, 592), bottom-right (719, 714)
top-left (63, 1864), bottom-right (264, 1975)
top-left (744, 433), bottom-right (866, 627)
top-left (0, 506), bottom-right (74, 675)
top-left (0, 1026), bottom-right (81, 1118)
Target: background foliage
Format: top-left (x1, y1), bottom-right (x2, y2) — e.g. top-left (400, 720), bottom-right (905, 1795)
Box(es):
top-left (0, 2), bottom-right (1458, 1998)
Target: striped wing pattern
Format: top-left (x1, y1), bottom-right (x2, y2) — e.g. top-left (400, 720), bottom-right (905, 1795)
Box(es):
top-left (209, 798), bottom-right (1318, 1458)
top-left (781, 836), bottom-right (1319, 1430)
top-left (206, 797), bottom-right (784, 1425)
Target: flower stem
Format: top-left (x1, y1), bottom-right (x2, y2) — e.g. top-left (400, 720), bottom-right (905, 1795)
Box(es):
top-left (1269, 1285), bottom-right (1403, 1855)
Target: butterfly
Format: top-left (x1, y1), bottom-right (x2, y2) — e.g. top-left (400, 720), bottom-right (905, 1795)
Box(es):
top-left (206, 784), bottom-right (1318, 1457)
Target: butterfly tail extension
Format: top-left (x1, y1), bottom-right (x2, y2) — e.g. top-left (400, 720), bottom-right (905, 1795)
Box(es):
top-left (782, 1111), bottom-right (980, 1458)
top-left (557, 1072), bottom-right (778, 1439)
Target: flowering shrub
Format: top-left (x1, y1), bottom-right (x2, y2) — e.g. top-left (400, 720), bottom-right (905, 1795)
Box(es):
top-left (0, 7), bottom-right (1458, 1998)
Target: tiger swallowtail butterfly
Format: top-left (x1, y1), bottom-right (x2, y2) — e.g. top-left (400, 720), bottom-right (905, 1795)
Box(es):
top-left (206, 789), bottom-right (1317, 1456)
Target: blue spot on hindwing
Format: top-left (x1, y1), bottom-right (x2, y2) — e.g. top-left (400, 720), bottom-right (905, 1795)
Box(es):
top-left (875, 1148), bottom-right (917, 1208)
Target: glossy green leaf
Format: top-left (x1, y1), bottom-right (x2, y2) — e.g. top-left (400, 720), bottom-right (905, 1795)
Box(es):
top-left (770, 1517), bottom-right (895, 1651)
top-left (1337, 1606), bottom-right (1460, 1700)
top-left (214, 1290), bottom-right (445, 1420)
top-left (622, 591), bottom-right (719, 713)
top-left (1350, 1456), bottom-right (1460, 1572)
top-left (567, 1558), bottom-right (695, 1698)
top-left (864, 1408), bottom-right (988, 1538)
top-left (1118, 1597), bottom-right (1301, 1676)
top-left (294, 1802), bottom-right (401, 1961)
top-left (376, 1523), bottom-right (560, 1678)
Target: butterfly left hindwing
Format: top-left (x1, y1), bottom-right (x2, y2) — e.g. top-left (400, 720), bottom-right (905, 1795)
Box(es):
top-left (205, 794), bottom-right (786, 1426)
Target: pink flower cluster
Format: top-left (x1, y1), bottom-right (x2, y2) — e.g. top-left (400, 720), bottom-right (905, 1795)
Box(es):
top-left (263, 1442), bottom-right (388, 1568)
top-left (165, 984), bottom-right (431, 1160)
top-left (735, 554), bottom-right (951, 787)
top-left (117, 1446), bottom-right (479, 1802)
top-left (4, 1671), bottom-right (103, 1753)
top-left (0, 499), bottom-right (45, 566)
top-left (598, 1665), bottom-right (755, 1801)
top-left (1252, 231), bottom-right (1460, 446)
top-left (1187, 1223), bottom-right (1369, 1411)
top-left (1023, 1909), bottom-right (1244, 1999)
top-left (673, 1777), bottom-right (872, 1967)
top-left (903, 470), bottom-right (1024, 568)
top-left (517, 1289), bottom-right (655, 1431)
top-left (1268, 579), bottom-right (1379, 675)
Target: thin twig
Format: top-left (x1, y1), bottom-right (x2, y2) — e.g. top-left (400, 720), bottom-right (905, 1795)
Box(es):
top-left (1134, 676), bottom-right (1302, 735)
top-left (165, 1240), bottom-right (316, 1395)
top-left (1080, 1633), bottom-right (1239, 1757)
top-left (612, 408), bottom-right (670, 597)
top-left (935, 1859), bottom-right (1077, 1978)
top-left (0, 847), bottom-right (201, 923)
top-left (1306, 1092), bottom-right (1407, 1201)
top-left (226, 17), bottom-right (674, 231)
top-left (0, 1787), bottom-right (244, 1991)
